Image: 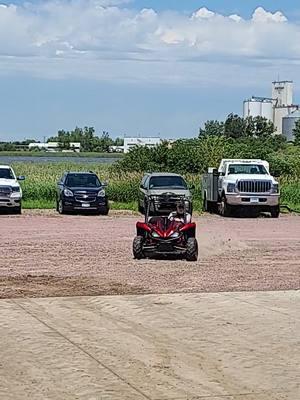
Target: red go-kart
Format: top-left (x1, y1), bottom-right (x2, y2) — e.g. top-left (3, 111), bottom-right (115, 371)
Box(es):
top-left (133, 195), bottom-right (198, 261)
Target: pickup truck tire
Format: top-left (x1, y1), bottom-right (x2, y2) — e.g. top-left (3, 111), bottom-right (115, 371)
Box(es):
top-left (186, 238), bottom-right (198, 261)
top-left (13, 205), bottom-right (22, 215)
top-left (133, 236), bottom-right (145, 259)
top-left (218, 195), bottom-right (232, 217)
top-left (203, 193), bottom-right (213, 213)
top-left (138, 202), bottom-right (144, 214)
top-left (203, 193), bottom-right (209, 212)
top-left (270, 206), bottom-right (280, 218)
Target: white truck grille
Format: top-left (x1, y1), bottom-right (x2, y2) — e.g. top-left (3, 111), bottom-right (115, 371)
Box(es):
top-left (237, 180), bottom-right (272, 193)
top-left (0, 186), bottom-right (12, 197)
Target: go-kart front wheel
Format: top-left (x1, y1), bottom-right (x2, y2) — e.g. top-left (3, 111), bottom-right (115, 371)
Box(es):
top-left (133, 236), bottom-right (145, 260)
top-left (186, 237), bottom-right (198, 262)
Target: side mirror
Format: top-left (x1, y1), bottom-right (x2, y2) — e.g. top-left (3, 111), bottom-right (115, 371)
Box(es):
top-left (189, 184), bottom-right (195, 190)
top-left (102, 181), bottom-right (108, 187)
top-left (221, 172), bottom-right (226, 176)
top-left (17, 176), bottom-right (25, 181)
top-left (140, 184), bottom-right (144, 189)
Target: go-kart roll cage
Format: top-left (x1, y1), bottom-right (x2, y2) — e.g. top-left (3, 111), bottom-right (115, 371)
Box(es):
top-left (144, 193), bottom-right (191, 224)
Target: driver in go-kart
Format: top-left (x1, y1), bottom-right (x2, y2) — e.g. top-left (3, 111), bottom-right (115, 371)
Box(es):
top-left (168, 203), bottom-right (191, 224)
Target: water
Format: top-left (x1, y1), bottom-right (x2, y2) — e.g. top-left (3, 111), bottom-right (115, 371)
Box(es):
top-left (0, 155), bottom-right (121, 165)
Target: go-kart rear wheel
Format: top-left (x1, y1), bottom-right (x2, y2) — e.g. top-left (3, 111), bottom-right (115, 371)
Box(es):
top-left (133, 236), bottom-right (145, 260)
top-left (186, 237), bottom-right (198, 262)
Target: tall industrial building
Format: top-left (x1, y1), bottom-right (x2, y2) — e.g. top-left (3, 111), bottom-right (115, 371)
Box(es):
top-left (272, 81), bottom-right (298, 135)
top-left (243, 80), bottom-right (300, 139)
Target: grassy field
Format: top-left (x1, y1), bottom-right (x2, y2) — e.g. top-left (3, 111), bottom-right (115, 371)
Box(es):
top-left (11, 162), bottom-right (300, 212)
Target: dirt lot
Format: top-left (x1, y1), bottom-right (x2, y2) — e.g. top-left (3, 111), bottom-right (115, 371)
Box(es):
top-left (0, 211), bottom-right (299, 298)
top-left (1, 291), bottom-right (299, 400)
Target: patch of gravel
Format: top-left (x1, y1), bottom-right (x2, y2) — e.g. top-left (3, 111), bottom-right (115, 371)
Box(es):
top-left (0, 212), bottom-right (299, 298)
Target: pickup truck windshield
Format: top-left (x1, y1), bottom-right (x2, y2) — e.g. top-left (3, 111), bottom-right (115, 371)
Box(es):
top-left (228, 164), bottom-right (268, 175)
top-left (0, 168), bottom-right (14, 179)
top-left (66, 174), bottom-right (101, 188)
top-left (149, 176), bottom-right (187, 189)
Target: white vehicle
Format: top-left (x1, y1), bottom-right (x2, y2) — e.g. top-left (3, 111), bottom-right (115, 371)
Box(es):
top-left (202, 159), bottom-right (280, 218)
top-left (0, 165), bottom-right (25, 214)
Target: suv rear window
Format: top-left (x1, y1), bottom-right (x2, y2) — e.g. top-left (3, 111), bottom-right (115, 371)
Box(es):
top-left (149, 176), bottom-right (187, 189)
top-left (0, 168), bottom-right (14, 179)
top-left (66, 174), bottom-right (101, 188)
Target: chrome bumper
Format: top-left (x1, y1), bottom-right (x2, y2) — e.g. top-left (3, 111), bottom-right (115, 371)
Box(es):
top-left (226, 194), bottom-right (279, 207)
top-left (0, 196), bottom-right (21, 207)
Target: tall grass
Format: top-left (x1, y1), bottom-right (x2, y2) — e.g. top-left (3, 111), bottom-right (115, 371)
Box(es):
top-left (12, 162), bottom-right (300, 211)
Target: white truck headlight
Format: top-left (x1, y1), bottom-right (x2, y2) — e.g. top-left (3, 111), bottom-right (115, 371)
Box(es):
top-left (97, 189), bottom-right (106, 197)
top-left (64, 188), bottom-right (74, 197)
top-left (227, 183), bottom-right (236, 193)
top-left (10, 191), bottom-right (21, 198)
top-left (271, 184), bottom-right (279, 194)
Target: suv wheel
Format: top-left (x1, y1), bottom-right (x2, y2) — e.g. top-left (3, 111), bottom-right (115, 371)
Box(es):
top-left (98, 207), bottom-right (109, 216)
top-left (58, 199), bottom-right (66, 215)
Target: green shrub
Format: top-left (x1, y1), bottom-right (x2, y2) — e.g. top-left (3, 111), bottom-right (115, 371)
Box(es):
top-left (11, 153), bottom-right (300, 211)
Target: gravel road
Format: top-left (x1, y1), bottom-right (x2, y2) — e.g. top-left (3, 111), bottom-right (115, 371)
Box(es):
top-left (0, 211), bottom-right (299, 298)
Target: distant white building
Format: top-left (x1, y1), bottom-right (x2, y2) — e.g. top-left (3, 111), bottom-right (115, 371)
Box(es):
top-left (123, 137), bottom-right (161, 153)
top-left (28, 142), bottom-right (81, 152)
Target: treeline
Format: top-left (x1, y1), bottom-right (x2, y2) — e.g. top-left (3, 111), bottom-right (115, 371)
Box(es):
top-left (114, 114), bottom-right (300, 178)
top-left (48, 127), bottom-right (123, 152)
top-left (0, 127), bottom-right (123, 152)
top-left (0, 139), bottom-right (36, 152)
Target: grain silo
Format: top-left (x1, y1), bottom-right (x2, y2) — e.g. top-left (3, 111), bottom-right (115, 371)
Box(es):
top-left (282, 110), bottom-right (300, 141)
top-left (243, 97), bottom-right (273, 121)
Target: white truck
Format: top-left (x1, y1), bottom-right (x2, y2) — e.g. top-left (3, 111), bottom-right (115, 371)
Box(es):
top-left (202, 159), bottom-right (280, 218)
top-left (0, 165), bottom-right (25, 214)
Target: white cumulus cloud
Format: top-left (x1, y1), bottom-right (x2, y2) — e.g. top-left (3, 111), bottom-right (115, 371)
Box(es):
top-left (252, 7), bottom-right (287, 23)
top-left (0, 2), bottom-right (298, 87)
top-left (191, 7), bottom-right (215, 20)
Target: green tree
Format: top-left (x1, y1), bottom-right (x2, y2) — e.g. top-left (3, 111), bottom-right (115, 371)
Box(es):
top-left (57, 130), bottom-right (71, 150)
top-left (114, 137), bottom-right (124, 146)
top-left (246, 116), bottom-right (275, 137)
top-left (224, 114), bottom-right (274, 139)
top-left (97, 131), bottom-right (114, 152)
top-left (224, 113), bottom-right (246, 138)
top-left (199, 120), bottom-right (225, 137)
top-left (293, 119), bottom-right (300, 146)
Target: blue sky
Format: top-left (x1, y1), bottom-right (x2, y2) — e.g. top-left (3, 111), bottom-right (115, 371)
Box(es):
top-left (3, 0), bottom-right (298, 17)
top-left (132, 0), bottom-right (298, 17)
top-left (0, 1), bottom-right (300, 141)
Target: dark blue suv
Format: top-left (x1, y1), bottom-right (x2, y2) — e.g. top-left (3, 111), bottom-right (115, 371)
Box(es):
top-left (56, 171), bottom-right (109, 215)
